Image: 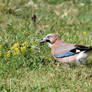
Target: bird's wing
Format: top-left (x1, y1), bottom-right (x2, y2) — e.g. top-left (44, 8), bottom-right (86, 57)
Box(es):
top-left (55, 44), bottom-right (91, 58)
top-left (75, 45), bottom-right (92, 52)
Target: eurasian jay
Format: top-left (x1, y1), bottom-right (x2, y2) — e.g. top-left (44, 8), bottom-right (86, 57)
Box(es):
top-left (40, 34), bottom-right (92, 65)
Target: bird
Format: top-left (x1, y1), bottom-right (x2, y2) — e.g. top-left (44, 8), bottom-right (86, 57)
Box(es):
top-left (40, 33), bottom-right (92, 65)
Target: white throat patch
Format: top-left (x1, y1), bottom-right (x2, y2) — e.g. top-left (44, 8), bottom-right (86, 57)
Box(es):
top-left (47, 42), bottom-right (53, 48)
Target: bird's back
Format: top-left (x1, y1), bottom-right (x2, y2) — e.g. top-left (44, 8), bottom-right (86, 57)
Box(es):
top-left (51, 40), bottom-right (75, 56)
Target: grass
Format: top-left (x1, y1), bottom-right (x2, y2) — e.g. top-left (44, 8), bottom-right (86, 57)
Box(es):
top-left (0, 0), bottom-right (92, 91)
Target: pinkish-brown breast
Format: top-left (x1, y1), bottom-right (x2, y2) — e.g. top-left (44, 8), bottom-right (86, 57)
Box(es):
top-left (51, 39), bottom-right (64, 56)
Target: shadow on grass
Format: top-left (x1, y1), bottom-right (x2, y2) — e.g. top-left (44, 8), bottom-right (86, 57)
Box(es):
top-left (85, 60), bottom-right (92, 68)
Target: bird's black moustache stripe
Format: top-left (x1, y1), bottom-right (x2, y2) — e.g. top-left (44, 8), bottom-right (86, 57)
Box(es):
top-left (46, 40), bottom-right (51, 43)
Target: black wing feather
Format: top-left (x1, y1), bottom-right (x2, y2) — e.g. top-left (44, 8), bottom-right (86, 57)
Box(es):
top-left (55, 45), bottom-right (92, 58)
top-left (74, 45), bottom-right (92, 52)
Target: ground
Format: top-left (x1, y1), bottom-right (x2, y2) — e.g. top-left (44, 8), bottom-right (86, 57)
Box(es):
top-left (0, 0), bottom-right (92, 92)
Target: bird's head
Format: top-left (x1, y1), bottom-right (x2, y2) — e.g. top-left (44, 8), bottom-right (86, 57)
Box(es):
top-left (40, 33), bottom-right (61, 47)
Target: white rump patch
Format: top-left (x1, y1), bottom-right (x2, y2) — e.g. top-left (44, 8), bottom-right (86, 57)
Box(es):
top-left (76, 51), bottom-right (88, 64)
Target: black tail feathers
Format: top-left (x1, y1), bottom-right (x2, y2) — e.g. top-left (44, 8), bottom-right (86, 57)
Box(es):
top-left (85, 46), bottom-right (92, 52)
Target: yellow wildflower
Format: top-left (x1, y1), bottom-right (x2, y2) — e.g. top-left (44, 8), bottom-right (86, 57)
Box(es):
top-left (21, 46), bottom-right (26, 52)
top-left (12, 48), bottom-right (20, 55)
top-left (0, 51), bottom-right (2, 56)
top-left (30, 46), bottom-right (32, 50)
top-left (22, 41), bottom-right (28, 46)
top-left (11, 43), bottom-right (19, 50)
top-left (31, 41), bottom-right (35, 46)
top-left (83, 32), bottom-right (87, 35)
top-left (7, 50), bottom-right (11, 57)
top-left (0, 45), bottom-right (2, 49)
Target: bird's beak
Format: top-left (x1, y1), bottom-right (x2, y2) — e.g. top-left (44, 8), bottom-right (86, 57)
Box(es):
top-left (40, 40), bottom-right (45, 43)
top-left (40, 38), bottom-right (46, 44)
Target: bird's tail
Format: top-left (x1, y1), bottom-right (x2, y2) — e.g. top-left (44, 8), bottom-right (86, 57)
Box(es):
top-left (85, 46), bottom-right (92, 52)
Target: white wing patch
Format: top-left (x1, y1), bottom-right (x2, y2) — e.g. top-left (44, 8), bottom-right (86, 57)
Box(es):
top-left (76, 49), bottom-right (81, 53)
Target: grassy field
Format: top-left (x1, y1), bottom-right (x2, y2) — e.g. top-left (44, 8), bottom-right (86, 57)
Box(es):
top-left (0, 0), bottom-right (92, 92)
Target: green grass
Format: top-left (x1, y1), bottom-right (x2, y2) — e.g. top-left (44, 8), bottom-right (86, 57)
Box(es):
top-left (0, 0), bottom-right (92, 92)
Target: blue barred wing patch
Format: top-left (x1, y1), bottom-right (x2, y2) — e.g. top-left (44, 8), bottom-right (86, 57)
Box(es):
top-left (56, 52), bottom-right (74, 58)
